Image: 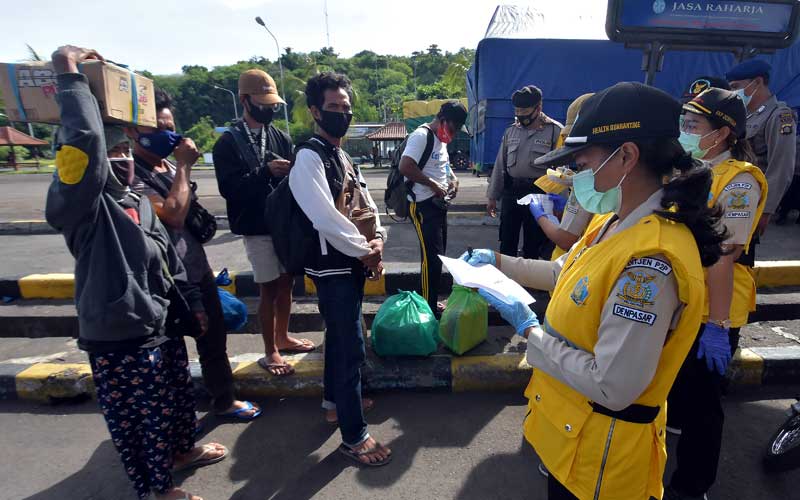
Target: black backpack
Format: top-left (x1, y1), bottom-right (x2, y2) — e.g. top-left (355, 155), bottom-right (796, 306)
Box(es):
top-left (133, 162), bottom-right (217, 244)
top-left (384, 125), bottom-right (434, 220)
top-left (265, 138), bottom-right (345, 276)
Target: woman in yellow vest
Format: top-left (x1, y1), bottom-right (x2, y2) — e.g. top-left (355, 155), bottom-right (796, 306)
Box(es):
top-left (461, 82), bottom-right (726, 500)
top-left (665, 88), bottom-right (767, 500)
top-left (529, 93), bottom-right (595, 261)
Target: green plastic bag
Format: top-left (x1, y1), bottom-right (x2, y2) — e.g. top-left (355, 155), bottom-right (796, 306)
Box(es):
top-left (371, 291), bottom-right (439, 356)
top-left (439, 285), bottom-right (489, 355)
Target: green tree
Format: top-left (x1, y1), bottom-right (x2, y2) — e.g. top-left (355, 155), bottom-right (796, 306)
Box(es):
top-left (184, 116), bottom-right (217, 153)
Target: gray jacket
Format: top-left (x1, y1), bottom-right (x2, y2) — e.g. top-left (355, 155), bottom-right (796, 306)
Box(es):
top-left (45, 73), bottom-right (202, 351)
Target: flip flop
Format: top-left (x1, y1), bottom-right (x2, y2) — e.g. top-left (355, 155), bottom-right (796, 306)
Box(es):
top-left (278, 338), bottom-right (316, 353)
top-left (326, 398), bottom-right (375, 425)
top-left (173, 443), bottom-right (228, 473)
top-left (338, 442), bottom-right (392, 467)
top-left (216, 401), bottom-right (262, 421)
top-left (257, 357), bottom-right (295, 376)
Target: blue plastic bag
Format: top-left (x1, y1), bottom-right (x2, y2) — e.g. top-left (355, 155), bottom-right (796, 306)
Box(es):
top-left (215, 268), bottom-right (248, 331)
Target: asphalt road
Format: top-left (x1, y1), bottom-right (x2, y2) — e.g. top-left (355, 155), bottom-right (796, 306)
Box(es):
top-left (1, 389), bottom-right (799, 500)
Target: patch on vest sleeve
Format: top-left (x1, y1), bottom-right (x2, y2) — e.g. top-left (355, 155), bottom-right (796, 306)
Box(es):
top-left (781, 123), bottom-right (794, 135)
top-left (617, 271), bottom-right (660, 307)
top-left (624, 257), bottom-right (672, 275)
top-left (612, 304), bottom-right (657, 326)
top-left (726, 211), bottom-right (751, 219)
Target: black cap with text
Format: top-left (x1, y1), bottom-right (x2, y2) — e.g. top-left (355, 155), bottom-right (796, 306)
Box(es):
top-left (683, 87), bottom-right (747, 139)
top-left (535, 82), bottom-right (681, 167)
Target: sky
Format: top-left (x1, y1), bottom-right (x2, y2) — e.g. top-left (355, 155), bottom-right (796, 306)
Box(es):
top-left (1, 0), bottom-right (606, 75)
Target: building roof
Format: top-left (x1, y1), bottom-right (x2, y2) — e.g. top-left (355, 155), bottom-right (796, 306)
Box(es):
top-left (366, 122), bottom-right (407, 141)
top-left (0, 126), bottom-right (49, 146)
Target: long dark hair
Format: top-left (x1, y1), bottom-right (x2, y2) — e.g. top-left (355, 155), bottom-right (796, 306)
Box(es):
top-left (727, 134), bottom-right (757, 164)
top-left (607, 138), bottom-right (727, 267)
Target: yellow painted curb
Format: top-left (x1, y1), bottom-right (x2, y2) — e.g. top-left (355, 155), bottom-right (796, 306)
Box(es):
top-left (15, 363), bottom-right (94, 401)
top-left (730, 348), bottom-right (764, 386)
top-left (451, 354), bottom-right (531, 392)
top-left (215, 270), bottom-right (237, 295)
top-left (232, 354), bottom-right (324, 397)
top-left (754, 261), bottom-right (800, 288)
top-left (19, 273), bottom-right (75, 299)
top-left (304, 271), bottom-right (386, 296)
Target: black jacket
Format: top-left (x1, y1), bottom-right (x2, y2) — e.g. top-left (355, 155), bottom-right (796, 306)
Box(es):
top-left (212, 121), bottom-right (293, 235)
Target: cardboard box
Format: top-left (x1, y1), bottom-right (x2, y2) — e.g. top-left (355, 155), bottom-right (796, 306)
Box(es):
top-left (0, 60), bottom-right (156, 127)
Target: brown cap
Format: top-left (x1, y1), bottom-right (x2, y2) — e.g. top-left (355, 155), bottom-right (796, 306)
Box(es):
top-left (238, 69), bottom-right (285, 106)
top-left (561, 93), bottom-right (594, 138)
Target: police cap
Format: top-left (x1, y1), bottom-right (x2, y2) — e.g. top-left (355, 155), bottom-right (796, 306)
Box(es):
top-left (726, 59), bottom-right (771, 82)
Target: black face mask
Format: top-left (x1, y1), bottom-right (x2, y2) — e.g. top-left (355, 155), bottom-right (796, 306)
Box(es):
top-left (246, 97), bottom-right (275, 125)
top-left (516, 111), bottom-right (538, 127)
top-left (316, 110), bottom-right (353, 139)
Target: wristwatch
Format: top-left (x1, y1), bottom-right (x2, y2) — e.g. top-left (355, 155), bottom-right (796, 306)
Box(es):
top-left (708, 318), bottom-right (731, 329)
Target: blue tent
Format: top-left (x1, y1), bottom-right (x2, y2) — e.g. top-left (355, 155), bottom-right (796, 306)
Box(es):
top-left (467, 37), bottom-right (800, 170)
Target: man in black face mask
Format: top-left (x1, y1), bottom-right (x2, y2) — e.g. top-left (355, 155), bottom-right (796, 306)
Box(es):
top-left (289, 72), bottom-right (391, 466)
top-left (213, 69), bottom-right (308, 379)
top-left (486, 85), bottom-right (563, 259)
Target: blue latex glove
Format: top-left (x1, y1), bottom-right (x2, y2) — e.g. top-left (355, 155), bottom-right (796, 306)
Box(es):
top-left (696, 322), bottom-right (732, 375)
top-left (549, 193), bottom-right (568, 213)
top-left (529, 195), bottom-right (559, 224)
top-left (478, 289), bottom-right (539, 336)
top-left (459, 248), bottom-right (496, 267)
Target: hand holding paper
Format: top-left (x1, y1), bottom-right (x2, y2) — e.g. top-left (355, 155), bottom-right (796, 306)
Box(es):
top-left (440, 255), bottom-right (535, 306)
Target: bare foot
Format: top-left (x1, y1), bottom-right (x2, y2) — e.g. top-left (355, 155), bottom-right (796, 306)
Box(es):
top-left (155, 487), bottom-right (202, 500)
top-left (275, 336), bottom-right (316, 352)
top-left (173, 442), bottom-right (227, 472)
top-left (326, 398), bottom-right (374, 423)
top-left (258, 352), bottom-right (295, 376)
top-left (350, 436), bottom-right (392, 465)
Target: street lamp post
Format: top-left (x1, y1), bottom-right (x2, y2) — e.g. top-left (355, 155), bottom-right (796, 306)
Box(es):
top-left (212, 85), bottom-right (239, 121)
top-left (255, 16), bottom-right (292, 138)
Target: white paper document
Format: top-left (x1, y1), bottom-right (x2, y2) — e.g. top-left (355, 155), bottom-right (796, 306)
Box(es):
top-left (439, 255), bottom-right (536, 305)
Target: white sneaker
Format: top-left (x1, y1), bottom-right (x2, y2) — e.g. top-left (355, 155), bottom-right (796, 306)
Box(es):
top-left (666, 425), bottom-right (682, 436)
top-left (538, 462), bottom-right (549, 478)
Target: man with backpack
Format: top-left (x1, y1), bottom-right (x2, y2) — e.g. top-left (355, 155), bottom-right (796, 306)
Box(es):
top-left (128, 89), bottom-right (262, 421)
top-left (213, 69), bottom-right (314, 378)
top-left (398, 101), bottom-right (468, 315)
top-left (288, 71), bottom-right (391, 466)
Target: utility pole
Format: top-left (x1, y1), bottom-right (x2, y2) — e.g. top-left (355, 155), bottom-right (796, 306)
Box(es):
top-left (324, 0), bottom-right (331, 48)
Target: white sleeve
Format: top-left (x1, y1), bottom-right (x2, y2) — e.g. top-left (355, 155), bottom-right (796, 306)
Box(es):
top-left (401, 130), bottom-right (427, 165)
top-left (289, 149), bottom-right (370, 258)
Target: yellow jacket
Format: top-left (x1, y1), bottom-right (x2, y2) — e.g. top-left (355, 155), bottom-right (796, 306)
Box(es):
top-left (705, 159), bottom-right (767, 327)
top-left (524, 213), bottom-right (705, 500)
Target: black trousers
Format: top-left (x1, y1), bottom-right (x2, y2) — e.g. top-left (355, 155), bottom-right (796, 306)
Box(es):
top-left (499, 187), bottom-right (553, 259)
top-left (667, 325), bottom-right (742, 496)
top-left (409, 198), bottom-right (447, 313)
top-left (195, 270), bottom-right (236, 412)
top-left (778, 175), bottom-right (800, 217)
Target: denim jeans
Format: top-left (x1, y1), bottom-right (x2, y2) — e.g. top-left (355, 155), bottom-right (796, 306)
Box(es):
top-left (313, 272), bottom-right (368, 447)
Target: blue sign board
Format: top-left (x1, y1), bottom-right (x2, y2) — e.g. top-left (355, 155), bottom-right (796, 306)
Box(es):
top-left (621, 1), bottom-right (793, 34)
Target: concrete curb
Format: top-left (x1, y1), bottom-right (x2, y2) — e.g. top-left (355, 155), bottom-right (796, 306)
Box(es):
top-left (2, 346), bottom-right (798, 402)
top-left (2, 290), bottom-right (798, 339)
top-left (0, 212), bottom-right (497, 235)
top-left (3, 263), bottom-right (800, 300)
